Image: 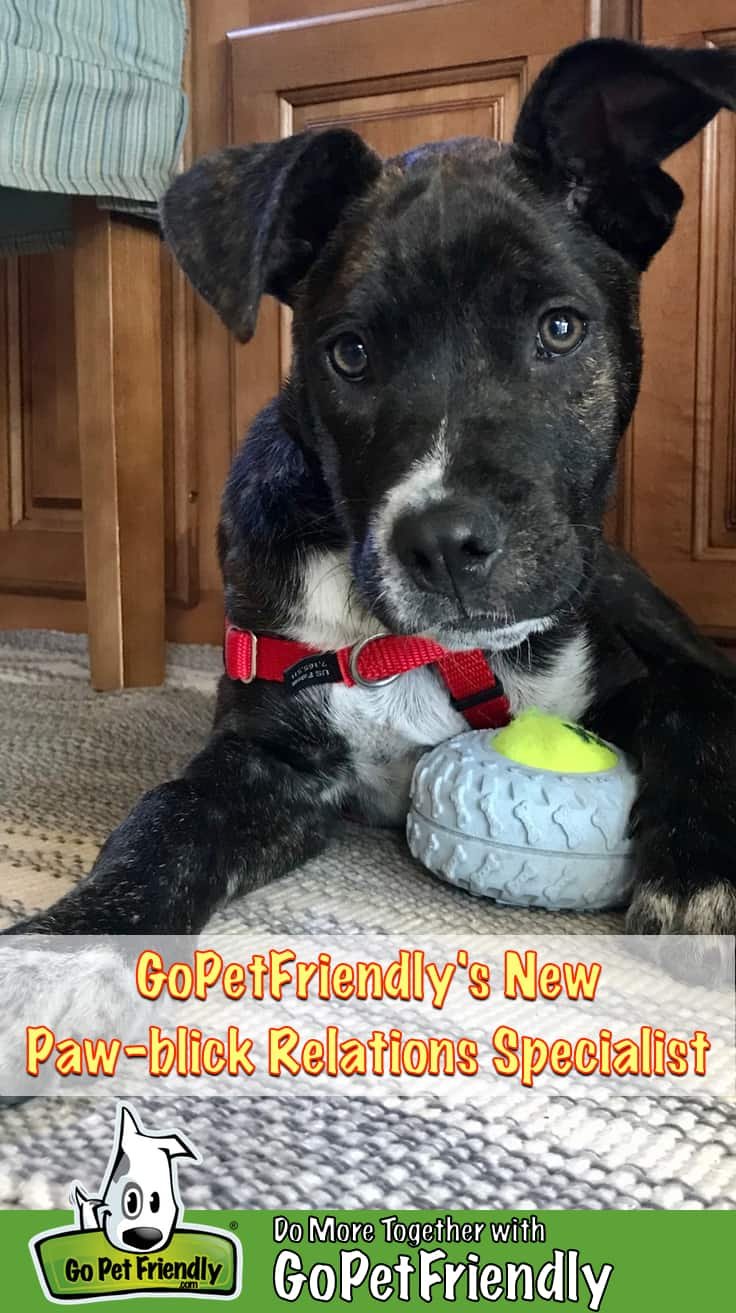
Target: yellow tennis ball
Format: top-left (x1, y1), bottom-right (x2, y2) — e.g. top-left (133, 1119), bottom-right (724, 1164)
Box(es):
top-left (493, 708), bottom-right (618, 773)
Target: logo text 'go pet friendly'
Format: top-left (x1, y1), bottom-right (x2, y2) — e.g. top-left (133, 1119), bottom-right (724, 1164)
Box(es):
top-left (30, 1101), bottom-right (242, 1302)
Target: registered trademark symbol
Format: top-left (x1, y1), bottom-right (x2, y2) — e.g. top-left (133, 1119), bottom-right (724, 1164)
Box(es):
top-left (229, 1220), bottom-right (239, 1230)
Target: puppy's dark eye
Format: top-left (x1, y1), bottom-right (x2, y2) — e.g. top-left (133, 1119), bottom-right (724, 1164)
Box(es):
top-left (328, 333), bottom-right (369, 380)
top-left (149, 1191), bottom-right (160, 1213)
top-left (537, 308), bottom-right (587, 356)
top-left (122, 1184), bottom-right (142, 1218)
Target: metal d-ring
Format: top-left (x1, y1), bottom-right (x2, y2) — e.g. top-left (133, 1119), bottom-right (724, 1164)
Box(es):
top-left (348, 635), bottom-right (400, 688)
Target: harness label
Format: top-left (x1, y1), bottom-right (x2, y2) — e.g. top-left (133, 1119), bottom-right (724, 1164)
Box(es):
top-left (283, 651), bottom-right (343, 692)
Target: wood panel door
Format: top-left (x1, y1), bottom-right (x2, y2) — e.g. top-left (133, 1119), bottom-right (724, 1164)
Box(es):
top-left (0, 226), bottom-right (198, 620)
top-left (622, 1), bottom-right (736, 637)
top-left (227, 0), bottom-right (589, 443)
top-left (0, 251), bottom-right (85, 600)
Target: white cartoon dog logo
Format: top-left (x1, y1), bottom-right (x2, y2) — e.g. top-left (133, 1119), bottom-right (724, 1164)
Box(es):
top-left (71, 1102), bottom-right (200, 1253)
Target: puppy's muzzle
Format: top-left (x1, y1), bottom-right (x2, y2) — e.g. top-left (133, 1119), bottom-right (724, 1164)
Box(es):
top-left (391, 500), bottom-right (503, 601)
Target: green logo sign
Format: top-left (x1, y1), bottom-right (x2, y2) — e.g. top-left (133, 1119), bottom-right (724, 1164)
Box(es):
top-left (30, 1102), bottom-right (242, 1302)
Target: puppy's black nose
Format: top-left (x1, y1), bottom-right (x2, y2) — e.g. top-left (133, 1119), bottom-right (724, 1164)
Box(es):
top-left (392, 502), bottom-right (501, 597)
top-left (122, 1226), bottom-right (164, 1250)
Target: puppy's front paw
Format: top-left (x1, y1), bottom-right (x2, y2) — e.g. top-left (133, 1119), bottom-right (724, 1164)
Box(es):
top-left (0, 940), bottom-right (148, 1096)
top-left (627, 879), bottom-right (736, 935)
top-left (627, 793), bottom-right (736, 937)
top-left (625, 879), bottom-right (735, 985)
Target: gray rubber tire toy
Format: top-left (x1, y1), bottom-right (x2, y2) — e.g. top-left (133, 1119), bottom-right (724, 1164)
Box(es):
top-left (407, 729), bottom-right (638, 911)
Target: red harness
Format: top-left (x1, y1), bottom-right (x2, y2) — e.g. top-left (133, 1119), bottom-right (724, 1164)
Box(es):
top-left (224, 624), bottom-right (511, 730)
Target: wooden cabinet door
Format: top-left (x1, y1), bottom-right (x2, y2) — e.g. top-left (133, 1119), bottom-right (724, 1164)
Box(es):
top-left (0, 228), bottom-right (198, 624)
top-left (621, 0), bottom-right (736, 637)
top-left (0, 252), bottom-right (86, 603)
top-left (227, 0), bottom-right (589, 442)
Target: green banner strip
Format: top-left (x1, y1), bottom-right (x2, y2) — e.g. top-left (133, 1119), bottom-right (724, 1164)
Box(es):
top-left (1, 1209), bottom-right (731, 1310)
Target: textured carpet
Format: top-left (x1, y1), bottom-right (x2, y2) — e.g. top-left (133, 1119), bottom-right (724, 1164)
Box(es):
top-left (0, 629), bottom-right (733, 1210)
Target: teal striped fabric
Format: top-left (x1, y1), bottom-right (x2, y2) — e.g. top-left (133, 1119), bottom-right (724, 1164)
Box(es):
top-left (0, 0), bottom-right (188, 202)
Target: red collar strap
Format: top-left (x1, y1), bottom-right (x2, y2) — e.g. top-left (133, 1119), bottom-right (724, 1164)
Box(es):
top-left (224, 624), bottom-right (510, 729)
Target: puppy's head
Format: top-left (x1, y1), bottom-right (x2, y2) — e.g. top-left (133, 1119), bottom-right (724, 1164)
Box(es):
top-left (99, 1104), bottom-right (198, 1253)
top-left (163, 39), bottom-right (735, 648)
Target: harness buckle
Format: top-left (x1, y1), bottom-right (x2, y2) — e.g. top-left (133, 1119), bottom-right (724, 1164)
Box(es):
top-left (225, 626), bottom-right (258, 683)
top-left (242, 631), bottom-right (258, 683)
top-left (348, 635), bottom-right (400, 688)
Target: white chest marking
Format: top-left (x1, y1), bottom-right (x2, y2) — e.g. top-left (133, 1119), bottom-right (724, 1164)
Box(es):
top-left (328, 667), bottom-right (466, 824)
top-left (284, 545), bottom-right (593, 824)
top-left (285, 548), bottom-right (379, 649)
top-left (493, 628), bottom-right (593, 722)
top-left (333, 628), bottom-right (594, 824)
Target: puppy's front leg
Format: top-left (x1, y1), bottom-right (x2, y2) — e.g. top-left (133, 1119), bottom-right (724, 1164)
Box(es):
top-left (6, 724), bottom-right (349, 935)
top-left (590, 663), bottom-right (736, 935)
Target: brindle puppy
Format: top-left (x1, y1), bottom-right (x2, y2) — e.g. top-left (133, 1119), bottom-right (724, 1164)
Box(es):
top-left (11, 39), bottom-right (736, 938)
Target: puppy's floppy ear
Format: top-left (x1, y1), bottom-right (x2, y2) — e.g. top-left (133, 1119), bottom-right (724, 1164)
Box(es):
top-left (160, 129), bottom-right (382, 341)
top-left (514, 38), bottom-right (736, 268)
top-left (157, 1132), bottom-right (200, 1164)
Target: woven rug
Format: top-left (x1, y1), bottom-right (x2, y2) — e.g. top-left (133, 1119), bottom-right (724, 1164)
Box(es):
top-left (0, 629), bottom-right (733, 1210)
